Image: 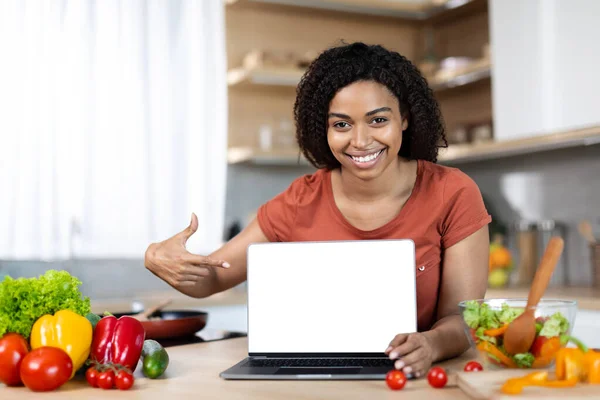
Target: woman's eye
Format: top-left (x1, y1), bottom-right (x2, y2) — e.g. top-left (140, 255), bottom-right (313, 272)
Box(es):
top-left (372, 117), bottom-right (388, 124)
top-left (334, 121), bottom-right (350, 129)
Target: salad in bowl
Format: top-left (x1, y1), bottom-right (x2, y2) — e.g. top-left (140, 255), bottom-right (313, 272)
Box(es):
top-left (459, 299), bottom-right (578, 369)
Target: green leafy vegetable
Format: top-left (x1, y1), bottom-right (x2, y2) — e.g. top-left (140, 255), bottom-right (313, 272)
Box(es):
top-left (463, 301), bottom-right (522, 330)
top-left (535, 322), bottom-right (543, 334)
top-left (497, 303), bottom-right (524, 324)
top-left (513, 352), bottom-right (535, 368)
top-left (0, 270), bottom-right (90, 339)
top-left (463, 300), bottom-right (481, 328)
top-left (479, 303), bottom-right (501, 329)
top-left (540, 312), bottom-right (570, 338)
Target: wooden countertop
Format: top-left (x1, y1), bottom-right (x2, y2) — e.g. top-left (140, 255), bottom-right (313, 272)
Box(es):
top-left (90, 285), bottom-right (600, 315)
top-left (486, 286), bottom-right (600, 311)
top-left (1, 337), bottom-right (478, 399)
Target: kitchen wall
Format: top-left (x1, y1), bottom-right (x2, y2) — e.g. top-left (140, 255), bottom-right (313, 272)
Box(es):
top-left (224, 143), bottom-right (600, 287)
top-left (0, 259), bottom-right (171, 299)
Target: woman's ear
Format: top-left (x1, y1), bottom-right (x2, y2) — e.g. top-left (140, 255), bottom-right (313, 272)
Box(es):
top-left (401, 116), bottom-right (409, 131)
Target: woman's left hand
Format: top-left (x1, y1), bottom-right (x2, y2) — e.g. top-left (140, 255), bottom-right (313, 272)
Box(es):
top-left (385, 333), bottom-right (435, 378)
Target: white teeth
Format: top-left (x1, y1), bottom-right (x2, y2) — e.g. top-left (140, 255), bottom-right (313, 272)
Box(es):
top-left (351, 150), bottom-right (381, 163)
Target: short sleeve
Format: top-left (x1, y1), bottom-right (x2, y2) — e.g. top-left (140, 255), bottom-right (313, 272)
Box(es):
top-left (440, 170), bottom-right (492, 249)
top-left (257, 177), bottom-right (305, 242)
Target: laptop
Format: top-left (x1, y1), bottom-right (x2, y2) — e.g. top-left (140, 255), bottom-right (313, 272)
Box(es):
top-left (220, 239), bottom-right (417, 380)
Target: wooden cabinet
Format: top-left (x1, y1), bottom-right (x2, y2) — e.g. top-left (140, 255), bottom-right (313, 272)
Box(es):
top-left (224, 0), bottom-right (491, 165)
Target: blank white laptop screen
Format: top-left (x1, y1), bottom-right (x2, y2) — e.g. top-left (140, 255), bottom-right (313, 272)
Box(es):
top-left (247, 239), bottom-right (417, 354)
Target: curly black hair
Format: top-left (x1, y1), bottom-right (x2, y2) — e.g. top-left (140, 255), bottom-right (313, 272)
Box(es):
top-left (294, 41), bottom-right (447, 169)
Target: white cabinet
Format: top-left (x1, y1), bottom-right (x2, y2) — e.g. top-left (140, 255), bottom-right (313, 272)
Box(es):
top-left (489, 0), bottom-right (600, 141)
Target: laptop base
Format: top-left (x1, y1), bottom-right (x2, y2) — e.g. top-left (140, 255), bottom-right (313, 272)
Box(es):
top-left (220, 357), bottom-right (395, 380)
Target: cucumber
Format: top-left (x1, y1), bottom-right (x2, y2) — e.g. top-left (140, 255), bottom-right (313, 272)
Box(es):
top-left (85, 312), bottom-right (102, 330)
top-left (141, 340), bottom-right (169, 379)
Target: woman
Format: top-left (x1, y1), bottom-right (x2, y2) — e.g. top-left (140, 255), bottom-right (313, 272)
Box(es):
top-left (145, 42), bottom-right (491, 378)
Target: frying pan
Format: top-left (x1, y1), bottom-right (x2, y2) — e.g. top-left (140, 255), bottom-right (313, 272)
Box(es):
top-left (109, 310), bottom-right (208, 340)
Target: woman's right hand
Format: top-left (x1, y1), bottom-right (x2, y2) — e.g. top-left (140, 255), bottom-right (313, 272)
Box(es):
top-left (144, 213), bottom-right (230, 294)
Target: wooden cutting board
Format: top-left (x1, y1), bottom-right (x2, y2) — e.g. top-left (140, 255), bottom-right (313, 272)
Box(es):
top-left (457, 369), bottom-right (600, 399)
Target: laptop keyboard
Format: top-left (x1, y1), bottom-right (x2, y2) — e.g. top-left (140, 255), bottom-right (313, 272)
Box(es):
top-left (245, 358), bottom-right (395, 368)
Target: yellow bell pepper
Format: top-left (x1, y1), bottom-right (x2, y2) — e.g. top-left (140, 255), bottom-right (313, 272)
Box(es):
top-left (30, 309), bottom-right (93, 378)
top-left (584, 350), bottom-right (600, 384)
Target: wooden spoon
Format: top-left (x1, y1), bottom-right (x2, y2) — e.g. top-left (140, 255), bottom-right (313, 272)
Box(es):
top-left (503, 236), bottom-right (564, 355)
top-left (578, 220), bottom-right (597, 244)
top-left (132, 298), bottom-right (173, 321)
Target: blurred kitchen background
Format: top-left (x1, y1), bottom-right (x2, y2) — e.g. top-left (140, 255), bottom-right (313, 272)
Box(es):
top-left (1, 0), bottom-right (600, 340)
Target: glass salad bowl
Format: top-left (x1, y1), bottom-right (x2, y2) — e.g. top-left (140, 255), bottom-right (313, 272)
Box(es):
top-left (458, 299), bottom-right (577, 370)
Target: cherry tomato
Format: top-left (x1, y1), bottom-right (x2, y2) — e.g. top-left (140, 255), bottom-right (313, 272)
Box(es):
top-left (86, 366), bottom-right (100, 387)
top-left (385, 370), bottom-right (407, 390)
top-left (464, 361), bottom-right (483, 372)
top-left (97, 370), bottom-right (115, 390)
top-left (469, 328), bottom-right (478, 343)
top-left (0, 333), bottom-right (29, 387)
top-left (19, 347), bottom-right (72, 392)
top-left (115, 370), bottom-right (134, 390)
top-left (427, 367), bottom-right (448, 388)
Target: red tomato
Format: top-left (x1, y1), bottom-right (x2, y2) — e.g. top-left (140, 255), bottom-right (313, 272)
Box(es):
top-left (97, 370), bottom-right (115, 390)
top-left (115, 370), bottom-right (134, 390)
top-left (385, 370), bottom-right (407, 390)
top-left (530, 336), bottom-right (547, 358)
top-left (464, 361), bottom-right (483, 372)
top-left (86, 367), bottom-right (100, 387)
top-left (19, 347), bottom-right (72, 392)
top-left (427, 367), bottom-right (448, 388)
top-left (469, 328), bottom-right (478, 343)
top-left (0, 333), bottom-right (29, 387)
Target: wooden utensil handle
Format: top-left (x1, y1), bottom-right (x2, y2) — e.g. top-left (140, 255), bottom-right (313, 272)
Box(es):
top-left (527, 237), bottom-right (564, 308)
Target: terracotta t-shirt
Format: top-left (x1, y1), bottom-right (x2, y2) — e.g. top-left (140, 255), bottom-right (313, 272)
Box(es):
top-left (256, 159), bottom-right (491, 332)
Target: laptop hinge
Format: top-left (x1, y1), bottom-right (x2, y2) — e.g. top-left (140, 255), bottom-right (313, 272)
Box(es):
top-left (252, 356), bottom-right (267, 359)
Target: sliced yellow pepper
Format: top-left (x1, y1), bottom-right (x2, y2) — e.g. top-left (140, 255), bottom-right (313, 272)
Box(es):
top-left (30, 309), bottom-right (93, 378)
top-left (555, 347), bottom-right (586, 381)
top-left (584, 350), bottom-right (600, 384)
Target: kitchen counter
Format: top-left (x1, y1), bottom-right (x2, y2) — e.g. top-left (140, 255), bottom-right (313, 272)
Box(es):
top-left (1, 337), bottom-right (478, 399)
top-left (486, 286), bottom-right (600, 311)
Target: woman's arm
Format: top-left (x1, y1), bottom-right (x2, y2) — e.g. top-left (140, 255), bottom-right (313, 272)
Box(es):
top-left (424, 224), bottom-right (489, 361)
top-left (385, 225), bottom-right (489, 377)
top-left (145, 215), bottom-right (269, 299)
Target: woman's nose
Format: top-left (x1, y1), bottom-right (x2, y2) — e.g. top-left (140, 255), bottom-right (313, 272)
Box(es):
top-left (350, 125), bottom-right (369, 149)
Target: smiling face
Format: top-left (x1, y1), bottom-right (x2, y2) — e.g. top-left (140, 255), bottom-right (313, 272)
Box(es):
top-left (327, 80), bottom-right (408, 179)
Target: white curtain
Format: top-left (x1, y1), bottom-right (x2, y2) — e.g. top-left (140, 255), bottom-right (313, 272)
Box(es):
top-left (0, 0), bottom-right (228, 259)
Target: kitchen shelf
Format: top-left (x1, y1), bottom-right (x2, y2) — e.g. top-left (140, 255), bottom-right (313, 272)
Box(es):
top-left (225, 0), bottom-right (480, 20)
top-left (228, 62), bottom-right (491, 91)
top-left (227, 66), bottom-right (305, 88)
top-left (228, 125), bottom-right (600, 166)
top-left (429, 64), bottom-right (491, 91)
top-left (438, 124), bottom-right (600, 165)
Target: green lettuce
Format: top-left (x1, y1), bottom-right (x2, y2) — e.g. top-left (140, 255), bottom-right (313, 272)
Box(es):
top-left (0, 270), bottom-right (91, 339)
top-left (497, 303), bottom-right (524, 324)
top-left (513, 352), bottom-right (535, 368)
top-left (479, 303), bottom-right (501, 329)
top-left (463, 301), bottom-right (523, 330)
top-left (463, 300), bottom-right (481, 328)
top-left (539, 312), bottom-right (570, 337)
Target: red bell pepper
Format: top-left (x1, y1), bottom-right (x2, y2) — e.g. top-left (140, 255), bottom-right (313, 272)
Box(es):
top-left (531, 336), bottom-right (561, 358)
top-left (90, 316), bottom-right (145, 372)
